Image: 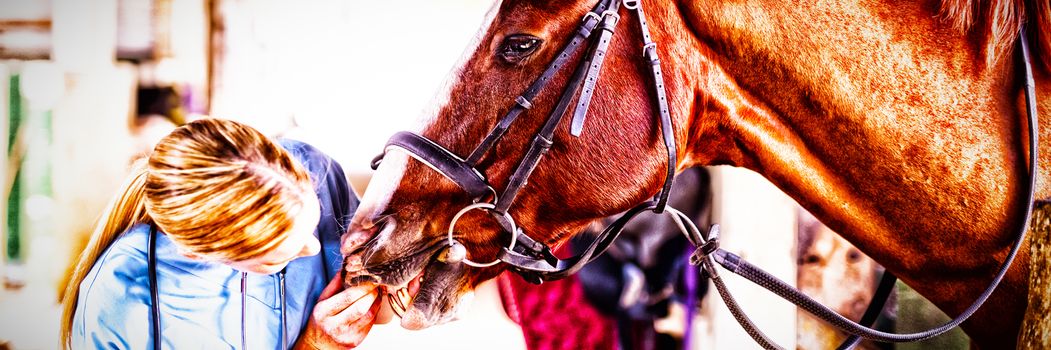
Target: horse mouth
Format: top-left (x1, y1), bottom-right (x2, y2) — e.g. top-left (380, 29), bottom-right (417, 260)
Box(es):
top-left (395, 253), bottom-right (470, 330)
top-left (345, 243), bottom-right (469, 330)
top-left (387, 272), bottom-right (424, 319)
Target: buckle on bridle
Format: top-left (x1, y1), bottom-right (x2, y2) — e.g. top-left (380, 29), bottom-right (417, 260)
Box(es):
top-left (689, 239), bottom-right (719, 266)
top-left (622, 0), bottom-right (639, 10)
top-left (600, 10), bottom-right (621, 26)
top-left (370, 152), bottom-right (384, 170)
top-left (582, 11), bottom-right (601, 24)
top-left (642, 42), bottom-right (658, 61)
top-left (514, 95), bottom-right (533, 109)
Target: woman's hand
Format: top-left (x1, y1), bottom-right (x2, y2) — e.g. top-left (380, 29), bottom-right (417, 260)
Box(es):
top-left (294, 276), bottom-right (384, 349)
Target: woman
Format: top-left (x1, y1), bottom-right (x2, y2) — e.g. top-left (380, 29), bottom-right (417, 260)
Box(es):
top-left (60, 118), bottom-right (380, 349)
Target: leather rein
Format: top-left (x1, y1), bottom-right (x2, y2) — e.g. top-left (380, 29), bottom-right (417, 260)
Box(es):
top-left (371, 0), bottom-right (1041, 348)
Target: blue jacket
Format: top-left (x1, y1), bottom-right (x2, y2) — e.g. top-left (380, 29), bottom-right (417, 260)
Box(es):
top-left (71, 140), bottom-right (357, 349)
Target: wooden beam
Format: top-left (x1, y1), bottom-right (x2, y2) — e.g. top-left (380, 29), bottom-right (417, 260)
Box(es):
top-left (205, 0), bottom-right (220, 115)
top-left (0, 64), bottom-right (8, 273)
top-left (1018, 203), bottom-right (1051, 349)
top-left (0, 20), bottom-right (51, 32)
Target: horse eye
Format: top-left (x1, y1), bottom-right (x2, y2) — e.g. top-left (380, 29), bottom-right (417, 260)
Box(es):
top-left (847, 249), bottom-right (862, 262)
top-left (498, 34), bottom-right (542, 63)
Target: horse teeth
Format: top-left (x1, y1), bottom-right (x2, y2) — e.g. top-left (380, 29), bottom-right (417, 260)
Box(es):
top-left (387, 286), bottom-right (413, 317)
top-left (387, 291), bottom-right (408, 317)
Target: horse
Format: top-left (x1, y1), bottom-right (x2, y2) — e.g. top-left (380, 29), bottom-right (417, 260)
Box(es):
top-left (341, 0), bottom-right (1051, 347)
top-left (796, 208), bottom-right (889, 349)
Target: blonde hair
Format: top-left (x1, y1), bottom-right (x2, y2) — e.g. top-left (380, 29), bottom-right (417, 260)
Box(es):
top-left (59, 118), bottom-right (314, 349)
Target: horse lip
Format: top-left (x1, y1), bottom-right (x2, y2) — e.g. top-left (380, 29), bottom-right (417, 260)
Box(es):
top-left (399, 247), bottom-right (469, 330)
top-left (401, 281), bottom-right (472, 330)
top-left (365, 241), bottom-right (446, 287)
top-left (400, 303), bottom-right (436, 330)
top-left (401, 282), bottom-right (451, 330)
top-left (346, 273), bottom-right (381, 285)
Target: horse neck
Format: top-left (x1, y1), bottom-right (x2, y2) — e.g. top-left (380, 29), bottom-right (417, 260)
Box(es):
top-left (663, 0), bottom-right (1048, 345)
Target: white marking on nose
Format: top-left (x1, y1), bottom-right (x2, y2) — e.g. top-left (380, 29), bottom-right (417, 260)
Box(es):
top-left (344, 152), bottom-right (410, 255)
top-left (347, 1), bottom-right (503, 256)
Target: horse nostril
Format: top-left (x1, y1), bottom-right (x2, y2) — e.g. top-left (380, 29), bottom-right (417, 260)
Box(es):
top-left (342, 231), bottom-right (374, 257)
top-left (363, 247), bottom-right (382, 267)
top-left (343, 215), bottom-right (395, 255)
top-left (358, 217), bottom-right (401, 265)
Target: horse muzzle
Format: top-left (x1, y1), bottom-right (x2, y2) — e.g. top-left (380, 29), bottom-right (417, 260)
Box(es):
top-left (343, 218), bottom-right (474, 330)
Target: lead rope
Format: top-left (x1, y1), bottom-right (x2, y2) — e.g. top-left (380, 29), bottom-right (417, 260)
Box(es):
top-left (680, 28), bottom-right (1039, 348)
top-left (680, 221), bottom-right (781, 349)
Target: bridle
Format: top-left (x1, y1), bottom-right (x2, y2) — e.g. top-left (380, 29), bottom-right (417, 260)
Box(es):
top-left (373, 0), bottom-right (674, 282)
top-left (371, 0), bottom-right (1041, 348)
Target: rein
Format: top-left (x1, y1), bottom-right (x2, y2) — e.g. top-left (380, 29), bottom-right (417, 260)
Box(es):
top-left (683, 29), bottom-right (1038, 349)
top-left (371, 0), bottom-right (1040, 347)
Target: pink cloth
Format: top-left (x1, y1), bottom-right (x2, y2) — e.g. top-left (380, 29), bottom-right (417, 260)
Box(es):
top-left (498, 272), bottom-right (617, 350)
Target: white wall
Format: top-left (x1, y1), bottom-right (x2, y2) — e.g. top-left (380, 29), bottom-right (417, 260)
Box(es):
top-left (51, 0), bottom-right (118, 72)
top-left (0, 0), bottom-right (136, 346)
top-left (210, 0), bottom-right (496, 183)
top-left (703, 166), bottom-right (799, 349)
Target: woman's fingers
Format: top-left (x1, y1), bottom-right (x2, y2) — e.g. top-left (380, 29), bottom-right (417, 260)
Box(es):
top-left (345, 296), bottom-right (384, 340)
top-left (299, 276), bottom-right (385, 349)
top-left (315, 288), bottom-right (383, 347)
top-left (314, 282), bottom-right (379, 318)
top-left (329, 288), bottom-right (383, 326)
top-left (336, 293), bottom-right (384, 346)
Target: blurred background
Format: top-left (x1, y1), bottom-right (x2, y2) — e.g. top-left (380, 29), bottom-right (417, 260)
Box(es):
top-left (0, 0), bottom-right (966, 349)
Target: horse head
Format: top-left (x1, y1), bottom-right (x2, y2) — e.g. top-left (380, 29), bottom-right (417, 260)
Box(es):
top-left (343, 0), bottom-right (1051, 345)
top-left (342, 0), bottom-right (699, 329)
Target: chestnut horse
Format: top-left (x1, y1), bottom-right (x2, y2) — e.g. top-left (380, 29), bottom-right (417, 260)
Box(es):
top-left (342, 0), bottom-right (1051, 347)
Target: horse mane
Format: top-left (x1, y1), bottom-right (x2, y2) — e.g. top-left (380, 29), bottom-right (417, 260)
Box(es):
top-left (939, 0), bottom-right (1051, 71)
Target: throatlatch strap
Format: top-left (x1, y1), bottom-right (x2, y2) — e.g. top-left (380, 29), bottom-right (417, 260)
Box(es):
top-left (625, 0), bottom-right (677, 213)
